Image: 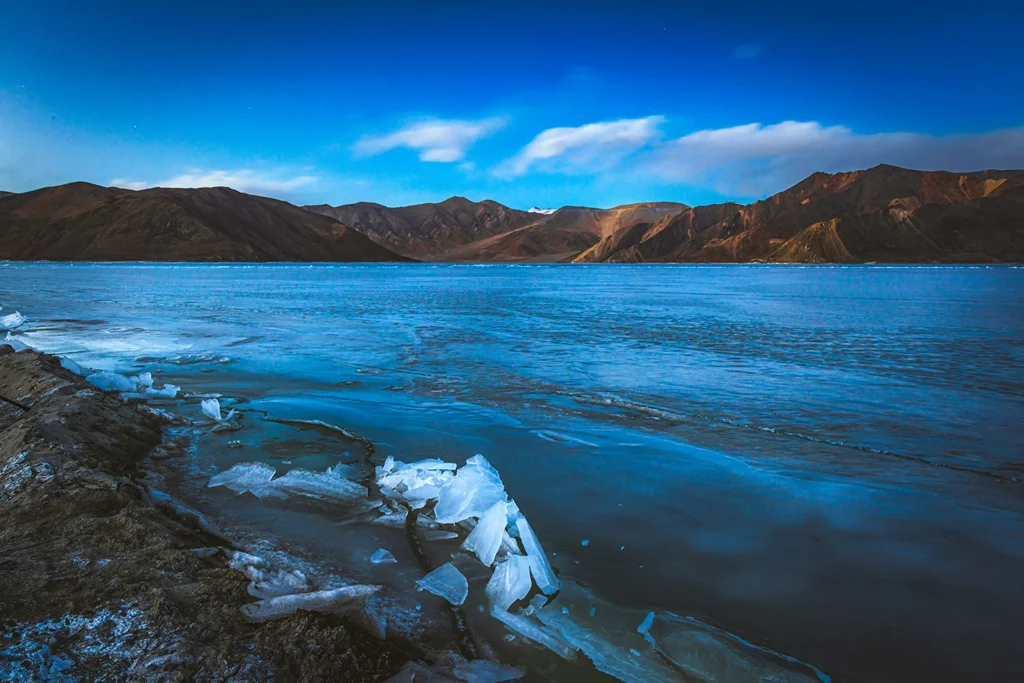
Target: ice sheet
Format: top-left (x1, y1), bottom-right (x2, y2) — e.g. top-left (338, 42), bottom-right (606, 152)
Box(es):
top-left (636, 611), bottom-right (828, 683)
top-left (535, 580), bottom-right (681, 683)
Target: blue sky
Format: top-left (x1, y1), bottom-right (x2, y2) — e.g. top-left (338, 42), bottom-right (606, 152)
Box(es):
top-left (2, 0), bottom-right (1022, 209)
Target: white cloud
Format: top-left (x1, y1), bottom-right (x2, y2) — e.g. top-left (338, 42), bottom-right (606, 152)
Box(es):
top-left (109, 169), bottom-right (318, 195)
top-left (638, 121), bottom-right (1024, 197)
top-left (109, 178), bottom-right (148, 190)
top-left (352, 117), bottom-right (506, 162)
top-left (499, 116), bottom-right (664, 177)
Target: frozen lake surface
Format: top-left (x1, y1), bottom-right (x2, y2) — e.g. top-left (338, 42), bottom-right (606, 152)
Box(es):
top-left (3, 262), bottom-right (1023, 682)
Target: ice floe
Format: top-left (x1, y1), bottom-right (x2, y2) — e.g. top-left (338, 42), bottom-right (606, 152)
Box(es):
top-left (416, 562), bottom-right (469, 606)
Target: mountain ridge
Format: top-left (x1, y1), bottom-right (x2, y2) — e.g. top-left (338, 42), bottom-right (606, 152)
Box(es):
top-left (0, 183), bottom-right (408, 262)
top-left (4, 165), bottom-right (1023, 262)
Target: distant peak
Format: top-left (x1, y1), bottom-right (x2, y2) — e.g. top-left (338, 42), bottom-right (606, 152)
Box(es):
top-left (528, 207), bottom-right (557, 215)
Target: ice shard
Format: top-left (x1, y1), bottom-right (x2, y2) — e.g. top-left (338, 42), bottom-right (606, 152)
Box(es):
top-left (240, 584), bottom-right (381, 622)
top-left (416, 562), bottom-right (469, 606)
top-left (370, 548), bottom-right (397, 564)
top-left (376, 457), bottom-right (457, 509)
top-left (462, 500), bottom-right (508, 567)
top-left (514, 515), bottom-right (559, 595)
top-left (0, 311), bottom-right (25, 330)
top-left (201, 398), bottom-right (223, 421)
top-left (490, 608), bottom-right (578, 660)
top-left (208, 462), bottom-right (277, 495)
top-left (267, 467), bottom-right (369, 505)
top-left (86, 371), bottom-right (137, 393)
top-left (59, 357), bottom-right (86, 376)
top-left (434, 454), bottom-right (507, 524)
top-left (485, 555), bottom-right (532, 611)
top-left (248, 569), bottom-right (310, 599)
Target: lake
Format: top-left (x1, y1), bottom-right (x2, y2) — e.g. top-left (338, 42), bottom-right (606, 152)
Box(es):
top-left (3, 263), bottom-right (1023, 682)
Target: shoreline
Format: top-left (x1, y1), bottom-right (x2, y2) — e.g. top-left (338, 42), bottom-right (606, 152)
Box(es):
top-left (0, 346), bottom-right (406, 680)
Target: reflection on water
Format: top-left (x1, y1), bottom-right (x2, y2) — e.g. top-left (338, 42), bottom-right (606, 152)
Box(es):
top-left (2, 263), bottom-right (1023, 682)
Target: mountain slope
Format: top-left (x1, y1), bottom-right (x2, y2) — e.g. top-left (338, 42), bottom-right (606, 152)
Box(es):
top-left (304, 196), bottom-right (536, 258)
top-left (0, 183), bottom-right (407, 262)
top-left (306, 198), bottom-right (688, 261)
top-left (445, 202), bottom-right (688, 262)
top-left (577, 166), bottom-right (1024, 263)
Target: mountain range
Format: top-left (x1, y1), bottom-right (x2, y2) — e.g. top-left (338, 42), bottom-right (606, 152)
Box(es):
top-left (2, 165), bottom-right (1022, 263)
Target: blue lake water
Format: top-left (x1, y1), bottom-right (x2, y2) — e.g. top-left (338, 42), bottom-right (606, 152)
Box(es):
top-left (2, 263), bottom-right (1023, 682)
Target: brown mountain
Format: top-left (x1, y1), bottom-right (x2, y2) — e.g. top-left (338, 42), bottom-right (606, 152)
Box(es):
top-left (444, 202), bottom-right (688, 262)
top-left (0, 182), bottom-right (407, 262)
top-left (0, 191), bottom-right (13, 199)
top-left (304, 196), bottom-right (537, 258)
top-left (576, 166), bottom-right (1024, 263)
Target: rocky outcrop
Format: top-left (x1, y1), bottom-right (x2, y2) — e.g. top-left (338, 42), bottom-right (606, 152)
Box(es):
top-left (0, 346), bottom-right (404, 680)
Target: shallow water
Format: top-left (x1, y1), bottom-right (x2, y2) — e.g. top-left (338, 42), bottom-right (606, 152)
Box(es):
top-left (3, 262), bottom-right (1023, 682)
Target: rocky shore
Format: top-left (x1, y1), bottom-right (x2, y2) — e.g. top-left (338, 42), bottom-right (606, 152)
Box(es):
top-left (0, 346), bottom-right (405, 681)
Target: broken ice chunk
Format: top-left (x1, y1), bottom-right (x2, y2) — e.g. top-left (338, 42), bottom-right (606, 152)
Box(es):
top-left (208, 462), bottom-right (277, 495)
top-left (0, 311), bottom-right (25, 330)
top-left (227, 550), bottom-right (268, 571)
top-left (132, 372), bottom-right (154, 388)
top-left (462, 500), bottom-right (508, 567)
top-left (490, 608), bottom-right (578, 660)
top-left (370, 548), bottom-right (397, 564)
top-left (416, 562), bottom-right (469, 606)
top-left (59, 356), bottom-right (86, 376)
top-left (248, 569), bottom-right (310, 599)
top-left (266, 467), bottom-right (370, 505)
top-left (144, 384), bottom-right (180, 399)
top-left (453, 659), bottom-right (526, 682)
top-left (486, 555), bottom-right (532, 611)
top-left (86, 371), bottom-right (137, 393)
top-left (376, 457), bottom-right (457, 508)
top-left (201, 398), bottom-right (224, 421)
top-left (422, 530), bottom-right (459, 541)
top-left (515, 516), bottom-right (559, 595)
top-left (434, 454), bottom-right (507, 524)
top-left (2, 332), bottom-right (29, 351)
top-left (240, 584), bottom-right (381, 622)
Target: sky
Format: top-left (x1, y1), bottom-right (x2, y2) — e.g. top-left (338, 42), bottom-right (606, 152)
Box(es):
top-left (1, 0), bottom-right (1023, 209)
